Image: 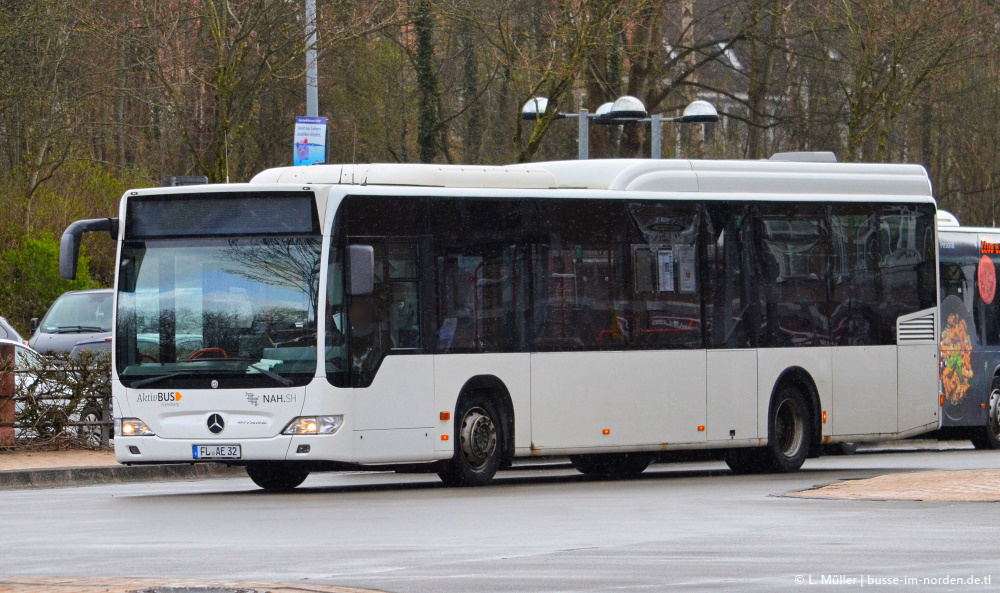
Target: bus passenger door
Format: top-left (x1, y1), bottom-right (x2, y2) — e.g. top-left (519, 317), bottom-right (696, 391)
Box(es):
top-left (706, 350), bottom-right (758, 441)
top-left (347, 236), bottom-right (436, 461)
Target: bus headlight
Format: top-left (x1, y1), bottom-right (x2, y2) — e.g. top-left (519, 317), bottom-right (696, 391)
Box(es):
top-left (283, 415), bottom-right (343, 435)
top-left (117, 418), bottom-right (155, 437)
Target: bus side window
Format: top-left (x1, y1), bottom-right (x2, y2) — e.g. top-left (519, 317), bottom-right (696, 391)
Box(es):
top-left (626, 202), bottom-right (702, 350)
top-left (977, 254), bottom-right (1000, 346)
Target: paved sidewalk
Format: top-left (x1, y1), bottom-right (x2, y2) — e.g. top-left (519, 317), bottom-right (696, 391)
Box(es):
top-left (789, 468), bottom-right (1000, 502)
top-left (0, 449), bottom-right (243, 490)
top-left (0, 449), bottom-right (118, 472)
top-left (0, 577), bottom-right (381, 593)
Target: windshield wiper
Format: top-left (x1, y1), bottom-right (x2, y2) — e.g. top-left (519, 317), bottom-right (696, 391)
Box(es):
top-left (129, 360), bottom-right (295, 388)
top-left (131, 371), bottom-right (198, 388)
top-left (51, 325), bottom-right (106, 333)
top-left (248, 363), bottom-right (294, 387)
top-left (204, 357), bottom-right (296, 387)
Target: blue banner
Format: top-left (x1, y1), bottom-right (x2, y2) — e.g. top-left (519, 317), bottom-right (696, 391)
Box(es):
top-left (294, 116), bottom-right (327, 166)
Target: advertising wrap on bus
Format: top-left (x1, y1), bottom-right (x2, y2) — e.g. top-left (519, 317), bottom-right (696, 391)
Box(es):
top-left (938, 221), bottom-right (1000, 449)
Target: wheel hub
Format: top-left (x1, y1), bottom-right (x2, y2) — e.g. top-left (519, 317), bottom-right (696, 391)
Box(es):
top-left (774, 399), bottom-right (804, 458)
top-left (459, 408), bottom-right (497, 470)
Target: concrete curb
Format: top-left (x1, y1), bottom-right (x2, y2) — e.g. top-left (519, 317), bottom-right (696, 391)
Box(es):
top-left (0, 462), bottom-right (246, 490)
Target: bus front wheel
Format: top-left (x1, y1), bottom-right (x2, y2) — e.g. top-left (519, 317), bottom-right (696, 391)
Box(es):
top-left (246, 463), bottom-right (310, 491)
top-left (438, 394), bottom-right (503, 487)
top-left (726, 383), bottom-right (811, 474)
top-left (970, 380), bottom-right (1000, 450)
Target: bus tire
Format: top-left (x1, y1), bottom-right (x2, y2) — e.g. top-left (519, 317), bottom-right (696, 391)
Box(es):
top-left (726, 383), bottom-right (811, 474)
top-left (763, 383), bottom-right (812, 472)
top-left (245, 463), bottom-right (309, 491)
top-left (970, 377), bottom-right (1000, 450)
top-left (438, 393), bottom-right (503, 487)
top-left (570, 453), bottom-right (652, 478)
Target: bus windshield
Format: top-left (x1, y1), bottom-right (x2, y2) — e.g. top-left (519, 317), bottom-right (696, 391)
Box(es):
top-left (116, 237), bottom-right (321, 388)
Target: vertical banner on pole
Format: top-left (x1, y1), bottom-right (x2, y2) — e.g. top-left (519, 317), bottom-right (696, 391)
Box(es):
top-left (293, 116), bottom-right (328, 166)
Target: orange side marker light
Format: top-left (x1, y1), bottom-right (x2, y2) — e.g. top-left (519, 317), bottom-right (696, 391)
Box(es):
top-left (823, 410), bottom-right (827, 424)
top-left (602, 428), bottom-right (610, 435)
top-left (697, 425), bottom-right (705, 432)
top-left (441, 434), bottom-right (449, 441)
top-left (440, 411), bottom-right (451, 421)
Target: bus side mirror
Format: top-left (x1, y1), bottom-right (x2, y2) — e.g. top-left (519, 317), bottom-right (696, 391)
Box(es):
top-left (348, 245), bottom-right (375, 296)
top-left (60, 218), bottom-right (119, 280)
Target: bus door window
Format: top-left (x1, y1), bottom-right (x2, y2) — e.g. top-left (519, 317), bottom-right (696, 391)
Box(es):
top-left (705, 203), bottom-right (755, 349)
top-left (325, 241), bottom-right (348, 386)
top-left (343, 237), bottom-right (425, 385)
top-left (829, 206), bottom-right (880, 346)
top-left (626, 202), bottom-right (701, 350)
top-left (756, 204), bottom-right (832, 347)
top-left (387, 241), bottom-right (421, 350)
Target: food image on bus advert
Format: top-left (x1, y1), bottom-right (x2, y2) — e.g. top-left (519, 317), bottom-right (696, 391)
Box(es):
top-left (941, 314), bottom-right (973, 405)
top-left (979, 254), bottom-right (996, 304)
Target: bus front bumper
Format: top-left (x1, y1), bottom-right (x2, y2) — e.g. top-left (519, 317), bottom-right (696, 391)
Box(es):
top-left (114, 434), bottom-right (349, 465)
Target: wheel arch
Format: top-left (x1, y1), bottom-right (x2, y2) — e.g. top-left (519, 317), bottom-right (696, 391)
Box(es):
top-left (771, 366), bottom-right (823, 456)
top-left (458, 375), bottom-right (515, 468)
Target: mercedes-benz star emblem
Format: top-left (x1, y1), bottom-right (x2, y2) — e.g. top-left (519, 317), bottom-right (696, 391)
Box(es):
top-left (207, 413), bottom-right (225, 434)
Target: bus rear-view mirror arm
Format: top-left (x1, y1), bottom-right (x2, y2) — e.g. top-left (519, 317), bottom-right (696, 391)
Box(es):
top-left (347, 244), bottom-right (375, 296)
top-left (60, 218), bottom-right (119, 280)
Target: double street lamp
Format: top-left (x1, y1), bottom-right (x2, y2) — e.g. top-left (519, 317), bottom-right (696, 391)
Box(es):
top-left (521, 95), bottom-right (719, 160)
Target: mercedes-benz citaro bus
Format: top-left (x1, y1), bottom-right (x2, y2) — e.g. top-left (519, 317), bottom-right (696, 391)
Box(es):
top-left (59, 153), bottom-right (942, 490)
top-left (936, 211), bottom-right (1000, 449)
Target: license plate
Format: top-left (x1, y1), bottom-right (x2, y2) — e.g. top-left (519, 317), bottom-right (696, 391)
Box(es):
top-left (193, 444), bottom-right (241, 459)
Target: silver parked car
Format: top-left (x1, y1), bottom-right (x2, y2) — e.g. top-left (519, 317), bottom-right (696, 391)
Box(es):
top-left (0, 316), bottom-right (26, 345)
top-left (29, 289), bottom-right (113, 354)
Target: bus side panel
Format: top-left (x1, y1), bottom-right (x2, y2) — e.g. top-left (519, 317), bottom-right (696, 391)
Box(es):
top-left (353, 355), bottom-right (435, 431)
top-left (831, 346), bottom-right (897, 435)
top-left (706, 350), bottom-right (758, 442)
top-left (530, 351), bottom-right (707, 450)
top-left (432, 353), bottom-right (531, 454)
top-left (897, 344), bottom-right (940, 433)
top-left (351, 355), bottom-right (436, 463)
top-left (757, 348), bottom-right (832, 439)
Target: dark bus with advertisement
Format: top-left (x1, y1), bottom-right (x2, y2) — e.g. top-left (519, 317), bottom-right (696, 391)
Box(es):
top-left (937, 211), bottom-right (1000, 449)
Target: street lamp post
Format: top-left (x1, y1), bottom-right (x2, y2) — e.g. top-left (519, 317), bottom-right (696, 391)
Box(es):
top-left (522, 95), bottom-right (719, 160)
top-left (305, 0), bottom-right (319, 117)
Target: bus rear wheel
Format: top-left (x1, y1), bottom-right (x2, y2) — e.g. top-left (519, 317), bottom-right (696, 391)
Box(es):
top-left (438, 394), bottom-right (503, 487)
top-left (970, 380), bottom-right (1000, 450)
top-left (246, 463), bottom-right (310, 491)
top-left (726, 384), bottom-right (811, 474)
top-left (570, 453), bottom-right (652, 478)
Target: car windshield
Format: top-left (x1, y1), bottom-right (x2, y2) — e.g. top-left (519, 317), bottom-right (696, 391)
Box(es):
top-left (115, 237), bottom-right (321, 388)
top-left (41, 292), bottom-right (113, 333)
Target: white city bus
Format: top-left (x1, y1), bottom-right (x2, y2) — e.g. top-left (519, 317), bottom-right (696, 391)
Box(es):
top-left (61, 155), bottom-right (942, 490)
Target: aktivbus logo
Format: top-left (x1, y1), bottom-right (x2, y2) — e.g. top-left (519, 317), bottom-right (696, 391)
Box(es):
top-left (137, 392), bottom-right (183, 406)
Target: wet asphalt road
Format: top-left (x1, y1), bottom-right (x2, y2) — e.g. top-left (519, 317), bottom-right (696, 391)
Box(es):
top-left (2, 447), bottom-right (998, 592)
